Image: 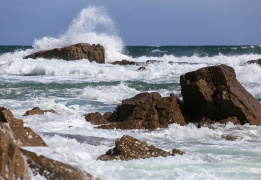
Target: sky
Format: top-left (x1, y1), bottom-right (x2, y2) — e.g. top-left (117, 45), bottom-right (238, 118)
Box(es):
top-left (0, 0), bottom-right (260, 46)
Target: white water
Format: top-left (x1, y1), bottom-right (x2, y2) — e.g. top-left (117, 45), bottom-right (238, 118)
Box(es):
top-left (1, 6), bottom-right (261, 180)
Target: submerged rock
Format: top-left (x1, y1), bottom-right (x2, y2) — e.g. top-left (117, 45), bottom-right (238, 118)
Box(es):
top-left (0, 107), bottom-right (47, 146)
top-left (97, 135), bottom-right (184, 161)
top-left (24, 43), bottom-right (105, 63)
top-left (96, 92), bottom-right (190, 130)
top-left (247, 58), bottom-right (261, 66)
top-left (23, 107), bottom-right (56, 116)
top-left (180, 65), bottom-right (261, 125)
top-left (20, 149), bottom-right (95, 180)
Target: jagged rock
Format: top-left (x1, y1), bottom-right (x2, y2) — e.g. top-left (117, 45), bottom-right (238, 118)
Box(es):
top-left (0, 107), bottom-right (47, 146)
top-left (23, 107), bottom-right (56, 116)
top-left (97, 135), bottom-right (184, 161)
top-left (247, 58), bottom-right (261, 66)
top-left (97, 92), bottom-right (189, 130)
top-left (84, 112), bottom-right (110, 125)
top-left (180, 65), bottom-right (261, 125)
top-left (0, 130), bottom-right (29, 180)
top-left (111, 60), bottom-right (137, 65)
top-left (20, 149), bottom-right (95, 180)
top-left (24, 43), bottom-right (105, 63)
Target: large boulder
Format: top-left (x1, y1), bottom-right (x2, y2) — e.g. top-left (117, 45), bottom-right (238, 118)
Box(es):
top-left (0, 107), bottom-right (47, 146)
top-left (97, 135), bottom-right (185, 161)
top-left (24, 43), bottom-right (105, 63)
top-left (0, 131), bottom-right (29, 180)
top-left (20, 149), bottom-right (94, 180)
top-left (180, 65), bottom-right (261, 125)
top-left (23, 107), bottom-right (56, 116)
top-left (96, 92), bottom-right (189, 130)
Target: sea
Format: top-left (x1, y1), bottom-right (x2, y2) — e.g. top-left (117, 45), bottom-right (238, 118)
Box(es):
top-left (0, 7), bottom-right (261, 180)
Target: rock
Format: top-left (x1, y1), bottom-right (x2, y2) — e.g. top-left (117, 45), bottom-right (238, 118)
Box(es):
top-left (180, 65), bottom-right (261, 125)
top-left (168, 149), bottom-right (186, 156)
top-left (84, 112), bottom-right (110, 125)
top-left (0, 130), bottom-right (29, 180)
top-left (97, 92), bottom-right (189, 130)
top-left (247, 58), bottom-right (261, 66)
top-left (23, 107), bottom-right (56, 116)
top-left (97, 135), bottom-right (184, 161)
top-left (220, 116), bottom-right (241, 125)
top-left (137, 66), bottom-right (146, 71)
top-left (24, 43), bottom-right (105, 63)
top-left (111, 60), bottom-right (137, 65)
top-left (0, 107), bottom-right (47, 146)
top-left (20, 148), bottom-right (95, 180)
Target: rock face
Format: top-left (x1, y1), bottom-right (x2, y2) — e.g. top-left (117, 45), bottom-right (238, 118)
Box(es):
top-left (0, 107), bottom-right (47, 146)
top-left (97, 135), bottom-right (184, 161)
top-left (23, 107), bottom-right (56, 116)
top-left (24, 43), bottom-right (105, 63)
top-left (97, 92), bottom-right (189, 130)
top-left (0, 131), bottom-right (29, 180)
top-left (180, 65), bottom-right (261, 125)
top-left (247, 58), bottom-right (261, 66)
top-left (20, 149), bottom-right (94, 180)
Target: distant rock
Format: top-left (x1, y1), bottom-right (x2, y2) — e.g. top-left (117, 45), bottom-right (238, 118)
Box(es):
top-left (137, 66), bottom-right (146, 71)
top-left (97, 135), bottom-right (185, 161)
top-left (0, 130), bottom-right (29, 180)
top-left (96, 92), bottom-right (190, 130)
top-left (23, 107), bottom-right (56, 116)
top-left (24, 43), bottom-right (105, 63)
top-left (20, 148), bottom-right (95, 180)
top-left (247, 58), bottom-right (261, 66)
top-left (180, 64), bottom-right (261, 125)
top-left (0, 107), bottom-right (47, 146)
top-left (111, 60), bottom-right (137, 65)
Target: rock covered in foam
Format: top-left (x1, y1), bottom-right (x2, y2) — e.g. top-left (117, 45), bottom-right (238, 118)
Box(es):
top-left (23, 107), bottom-right (56, 116)
top-left (97, 135), bottom-right (185, 161)
top-left (180, 64), bottom-right (261, 125)
top-left (24, 43), bottom-right (105, 63)
top-left (96, 92), bottom-right (190, 130)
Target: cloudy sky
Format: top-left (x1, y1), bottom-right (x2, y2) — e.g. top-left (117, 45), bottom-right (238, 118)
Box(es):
top-left (0, 0), bottom-right (260, 45)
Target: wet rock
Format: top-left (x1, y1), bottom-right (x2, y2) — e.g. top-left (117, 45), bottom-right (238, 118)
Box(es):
top-left (180, 65), bottom-right (261, 125)
top-left (111, 60), bottom-right (137, 65)
top-left (137, 66), bottom-right (146, 71)
top-left (20, 148), bottom-right (95, 180)
top-left (168, 148), bottom-right (186, 156)
top-left (199, 117), bottom-right (216, 128)
top-left (247, 58), bottom-right (261, 66)
top-left (97, 135), bottom-right (184, 161)
top-left (222, 135), bottom-right (238, 141)
top-left (220, 116), bottom-right (241, 125)
top-left (85, 112), bottom-right (110, 125)
top-left (24, 43), bottom-right (105, 63)
top-left (0, 107), bottom-right (47, 146)
top-left (97, 92), bottom-right (189, 130)
top-left (0, 130), bottom-right (29, 180)
top-left (23, 107), bottom-right (56, 116)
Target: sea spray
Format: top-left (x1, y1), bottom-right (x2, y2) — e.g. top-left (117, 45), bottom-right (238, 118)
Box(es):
top-left (32, 6), bottom-right (128, 62)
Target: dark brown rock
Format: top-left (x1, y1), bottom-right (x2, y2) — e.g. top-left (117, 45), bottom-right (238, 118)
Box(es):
top-left (23, 107), bottom-right (56, 116)
top-left (0, 130), bottom-right (29, 180)
top-left (0, 107), bottom-right (47, 147)
top-left (24, 43), bottom-right (105, 63)
top-left (220, 116), bottom-right (241, 125)
top-left (168, 149), bottom-right (186, 156)
top-left (137, 66), bottom-right (146, 71)
top-left (84, 112), bottom-right (110, 125)
top-left (97, 92), bottom-right (188, 130)
top-left (111, 60), bottom-right (137, 65)
top-left (180, 65), bottom-right (261, 125)
top-left (199, 117), bottom-right (216, 128)
top-left (97, 135), bottom-right (184, 161)
top-left (247, 58), bottom-right (261, 66)
top-left (20, 148), bottom-right (95, 180)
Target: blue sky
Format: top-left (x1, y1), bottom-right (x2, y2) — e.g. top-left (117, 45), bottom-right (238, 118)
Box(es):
top-left (0, 0), bottom-right (260, 45)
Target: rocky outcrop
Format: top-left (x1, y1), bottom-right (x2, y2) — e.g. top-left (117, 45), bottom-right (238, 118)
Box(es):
top-left (96, 92), bottom-right (189, 130)
top-left (85, 112), bottom-right (111, 125)
top-left (20, 149), bottom-right (94, 180)
top-left (23, 107), bottom-right (56, 116)
top-left (180, 65), bottom-right (261, 125)
top-left (97, 135), bottom-right (185, 161)
top-left (0, 131), bottom-right (29, 180)
top-left (0, 107), bottom-right (47, 146)
top-left (24, 43), bottom-right (105, 63)
top-left (110, 60), bottom-right (163, 66)
top-left (247, 58), bottom-right (261, 66)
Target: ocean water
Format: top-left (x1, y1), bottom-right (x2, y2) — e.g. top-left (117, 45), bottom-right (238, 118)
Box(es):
top-left (1, 6), bottom-right (261, 180)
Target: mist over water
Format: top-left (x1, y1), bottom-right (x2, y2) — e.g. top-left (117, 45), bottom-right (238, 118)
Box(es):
top-left (0, 6), bottom-right (261, 180)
